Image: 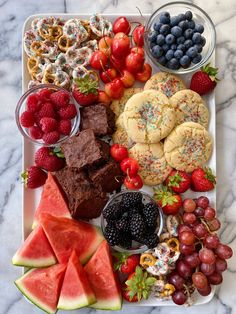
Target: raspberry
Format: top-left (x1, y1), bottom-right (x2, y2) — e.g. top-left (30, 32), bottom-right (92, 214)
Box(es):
top-left (35, 147), bottom-right (65, 171)
top-left (38, 102), bottom-right (56, 119)
top-left (42, 131), bottom-right (60, 144)
top-left (20, 111), bottom-right (35, 127)
top-left (29, 125), bottom-right (43, 139)
top-left (40, 117), bottom-right (58, 133)
top-left (58, 119), bottom-right (72, 135)
top-left (50, 90), bottom-right (70, 108)
top-left (58, 104), bottom-right (77, 119)
top-left (38, 88), bottom-right (53, 102)
top-left (26, 94), bottom-right (41, 113)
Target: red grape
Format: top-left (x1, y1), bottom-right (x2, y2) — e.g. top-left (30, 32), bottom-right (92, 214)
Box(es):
top-left (183, 198), bottom-right (196, 212)
top-left (197, 284), bottom-right (211, 296)
top-left (194, 207), bottom-right (205, 217)
top-left (184, 252), bottom-right (200, 268)
top-left (183, 212), bottom-right (197, 224)
top-left (192, 223), bottom-right (208, 238)
top-left (204, 234), bottom-right (220, 249)
top-left (200, 262), bottom-right (215, 276)
top-left (196, 196), bottom-right (209, 209)
top-left (199, 248), bottom-right (216, 265)
top-left (208, 271), bottom-right (223, 285)
top-left (177, 260), bottom-right (193, 278)
top-left (180, 243), bottom-right (196, 255)
top-left (172, 290), bottom-right (187, 305)
top-left (168, 272), bottom-right (185, 290)
top-left (215, 257), bottom-right (227, 273)
top-left (215, 243), bottom-right (233, 259)
top-left (207, 218), bottom-right (221, 231)
top-left (192, 271), bottom-right (208, 289)
top-left (204, 207), bottom-right (216, 220)
top-left (179, 231), bottom-right (195, 245)
top-left (178, 224), bottom-right (192, 234)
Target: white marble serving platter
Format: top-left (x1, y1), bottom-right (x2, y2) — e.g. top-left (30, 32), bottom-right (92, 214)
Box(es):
top-left (22, 13), bottom-right (216, 307)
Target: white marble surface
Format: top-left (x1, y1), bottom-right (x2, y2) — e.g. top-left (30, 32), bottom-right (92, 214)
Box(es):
top-left (1, 0), bottom-right (236, 313)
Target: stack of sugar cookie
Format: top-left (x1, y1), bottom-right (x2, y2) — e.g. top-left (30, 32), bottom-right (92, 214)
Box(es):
top-left (111, 72), bottom-right (213, 186)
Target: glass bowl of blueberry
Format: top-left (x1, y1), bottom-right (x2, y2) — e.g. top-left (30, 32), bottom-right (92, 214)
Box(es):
top-left (101, 190), bottom-right (164, 253)
top-left (144, 1), bottom-right (216, 73)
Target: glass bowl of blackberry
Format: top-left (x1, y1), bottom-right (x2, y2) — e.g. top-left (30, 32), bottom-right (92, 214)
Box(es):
top-left (144, 1), bottom-right (216, 74)
top-left (101, 190), bottom-right (164, 253)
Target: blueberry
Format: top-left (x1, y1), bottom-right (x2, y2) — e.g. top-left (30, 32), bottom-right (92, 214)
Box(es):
top-left (174, 49), bottom-right (184, 59)
top-left (154, 22), bottom-right (163, 31)
top-left (188, 20), bottom-right (195, 29)
top-left (176, 36), bottom-right (185, 44)
top-left (178, 20), bottom-right (188, 30)
top-left (192, 32), bottom-right (202, 44)
top-left (180, 55), bottom-right (191, 67)
top-left (184, 39), bottom-right (193, 50)
top-left (186, 46), bottom-right (198, 58)
top-left (159, 12), bottom-right (170, 24)
top-left (151, 45), bottom-right (163, 58)
top-left (165, 34), bottom-right (175, 44)
top-left (162, 43), bottom-right (169, 52)
top-left (171, 26), bottom-right (182, 37)
top-left (158, 55), bottom-right (167, 65)
top-left (171, 44), bottom-right (177, 50)
top-left (170, 16), bottom-right (179, 27)
top-left (177, 13), bottom-right (185, 22)
top-left (177, 44), bottom-right (186, 52)
top-left (165, 49), bottom-right (174, 60)
top-left (148, 31), bottom-right (158, 42)
top-left (150, 42), bottom-right (156, 49)
top-left (184, 29), bottom-right (194, 39)
top-left (185, 11), bottom-right (193, 21)
top-left (167, 58), bottom-right (180, 70)
top-left (194, 23), bottom-right (204, 34)
top-left (156, 34), bottom-right (165, 45)
top-left (194, 44), bottom-right (203, 53)
top-left (200, 36), bottom-right (206, 46)
top-left (192, 53), bottom-right (202, 64)
top-left (160, 24), bottom-right (171, 35)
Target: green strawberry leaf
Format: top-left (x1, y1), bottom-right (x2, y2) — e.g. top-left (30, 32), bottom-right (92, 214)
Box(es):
top-left (113, 252), bottom-right (130, 271)
top-left (204, 167), bottom-right (216, 184)
top-left (74, 74), bottom-right (98, 95)
top-left (53, 147), bottom-right (65, 159)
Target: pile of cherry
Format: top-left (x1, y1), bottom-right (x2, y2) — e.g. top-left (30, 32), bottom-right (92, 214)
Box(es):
top-left (168, 196), bottom-right (233, 305)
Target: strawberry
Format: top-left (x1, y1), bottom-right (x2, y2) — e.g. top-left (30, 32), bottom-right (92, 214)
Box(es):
top-left (40, 117), bottom-right (58, 133)
top-left (191, 167), bottom-right (216, 192)
top-left (42, 130), bottom-right (60, 144)
top-left (190, 63), bottom-right (219, 95)
top-left (58, 119), bottom-right (72, 135)
top-left (113, 252), bottom-right (140, 275)
top-left (154, 187), bottom-right (182, 215)
top-left (72, 74), bottom-right (98, 106)
top-left (21, 166), bottom-right (47, 189)
top-left (20, 111), bottom-right (35, 128)
top-left (26, 94), bottom-right (41, 112)
top-left (29, 125), bottom-right (43, 140)
top-left (38, 88), bottom-right (53, 102)
top-left (35, 147), bottom-right (65, 171)
top-left (50, 90), bottom-right (70, 108)
top-left (165, 170), bottom-right (191, 193)
top-left (58, 103), bottom-right (77, 119)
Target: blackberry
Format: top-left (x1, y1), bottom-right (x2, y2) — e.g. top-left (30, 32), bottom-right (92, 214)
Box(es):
top-left (103, 202), bottom-right (124, 221)
top-left (119, 232), bottom-right (132, 249)
top-left (122, 192), bottom-right (143, 210)
top-left (143, 233), bottom-right (160, 249)
top-left (130, 213), bottom-right (147, 239)
top-left (116, 215), bottom-right (130, 233)
top-left (104, 224), bottom-right (120, 246)
top-left (142, 202), bottom-right (159, 228)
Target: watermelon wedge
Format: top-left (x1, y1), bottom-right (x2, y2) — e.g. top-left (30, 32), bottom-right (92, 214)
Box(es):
top-left (12, 225), bottom-right (57, 268)
top-left (58, 251), bottom-right (96, 310)
top-left (33, 172), bottom-right (71, 229)
top-left (41, 213), bottom-right (104, 264)
top-left (15, 264), bottom-right (66, 314)
top-left (84, 240), bottom-right (122, 310)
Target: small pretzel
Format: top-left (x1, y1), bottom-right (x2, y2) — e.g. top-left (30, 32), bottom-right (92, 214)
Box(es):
top-left (166, 238), bottom-right (180, 252)
top-left (66, 46), bottom-right (92, 67)
top-left (30, 41), bottom-right (58, 60)
top-left (27, 57), bottom-right (39, 73)
top-left (24, 30), bottom-right (37, 57)
top-left (140, 253), bottom-right (157, 267)
top-left (80, 20), bottom-right (92, 38)
top-left (89, 14), bottom-right (112, 37)
top-left (159, 232), bottom-right (171, 242)
top-left (153, 280), bottom-right (165, 293)
top-left (39, 25), bottom-right (63, 41)
top-left (63, 19), bottom-right (88, 43)
top-left (154, 243), bottom-right (171, 262)
top-left (81, 39), bottom-right (98, 52)
top-left (163, 284), bottom-right (175, 297)
top-left (42, 70), bottom-right (70, 89)
top-left (58, 35), bottom-right (73, 52)
top-left (72, 65), bottom-right (89, 80)
top-left (166, 215), bottom-right (181, 236)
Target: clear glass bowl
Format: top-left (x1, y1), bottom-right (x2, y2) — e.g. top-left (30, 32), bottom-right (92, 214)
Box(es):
top-left (101, 190), bottom-right (164, 254)
top-left (15, 84), bottom-right (80, 147)
top-left (144, 1), bottom-right (216, 74)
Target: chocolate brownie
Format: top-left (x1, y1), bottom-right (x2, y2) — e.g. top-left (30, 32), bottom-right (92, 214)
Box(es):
top-left (54, 167), bottom-right (108, 219)
top-left (80, 103), bottom-right (115, 136)
top-left (61, 129), bottom-right (110, 169)
top-left (88, 159), bottom-right (124, 193)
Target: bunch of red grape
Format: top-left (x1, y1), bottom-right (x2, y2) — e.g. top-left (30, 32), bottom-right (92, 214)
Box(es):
top-left (168, 196), bottom-right (233, 305)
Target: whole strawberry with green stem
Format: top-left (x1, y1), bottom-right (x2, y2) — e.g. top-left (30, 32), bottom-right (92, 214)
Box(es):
top-left (21, 166), bottom-right (47, 189)
top-left (165, 170), bottom-right (191, 193)
top-left (154, 186), bottom-right (182, 215)
top-left (191, 167), bottom-right (216, 192)
top-left (113, 252), bottom-right (140, 275)
top-left (72, 75), bottom-right (98, 106)
top-left (190, 63), bottom-right (219, 95)
top-left (35, 147), bottom-right (65, 172)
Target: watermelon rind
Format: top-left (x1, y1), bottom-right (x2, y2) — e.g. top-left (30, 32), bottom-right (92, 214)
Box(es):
top-left (12, 255), bottom-right (56, 268)
top-left (58, 293), bottom-right (96, 310)
top-left (89, 296), bottom-right (122, 310)
top-left (15, 269), bottom-right (56, 314)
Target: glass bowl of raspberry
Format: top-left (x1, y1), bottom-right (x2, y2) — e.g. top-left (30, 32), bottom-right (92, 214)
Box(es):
top-left (101, 190), bottom-right (164, 254)
top-left (15, 84), bottom-right (80, 146)
top-left (144, 1), bottom-right (216, 74)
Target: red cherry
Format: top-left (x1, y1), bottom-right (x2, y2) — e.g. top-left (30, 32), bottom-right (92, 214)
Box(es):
top-left (97, 90), bottom-right (111, 106)
top-left (110, 54), bottom-right (126, 71)
top-left (110, 144), bottom-right (128, 162)
top-left (99, 67), bottom-right (117, 84)
top-left (98, 36), bottom-right (113, 56)
top-left (111, 33), bottom-right (130, 59)
top-left (104, 78), bottom-right (124, 100)
top-left (120, 158), bottom-right (139, 177)
top-left (113, 17), bottom-right (131, 35)
top-left (130, 46), bottom-right (145, 57)
top-left (120, 69), bottom-right (135, 88)
top-left (125, 52), bottom-right (144, 74)
top-left (133, 24), bottom-right (145, 47)
top-left (90, 51), bottom-right (108, 70)
top-left (124, 174), bottom-right (143, 190)
top-left (135, 63), bottom-right (152, 82)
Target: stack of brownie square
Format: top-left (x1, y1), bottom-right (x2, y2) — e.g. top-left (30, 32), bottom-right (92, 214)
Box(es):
top-left (54, 104), bottom-right (123, 220)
